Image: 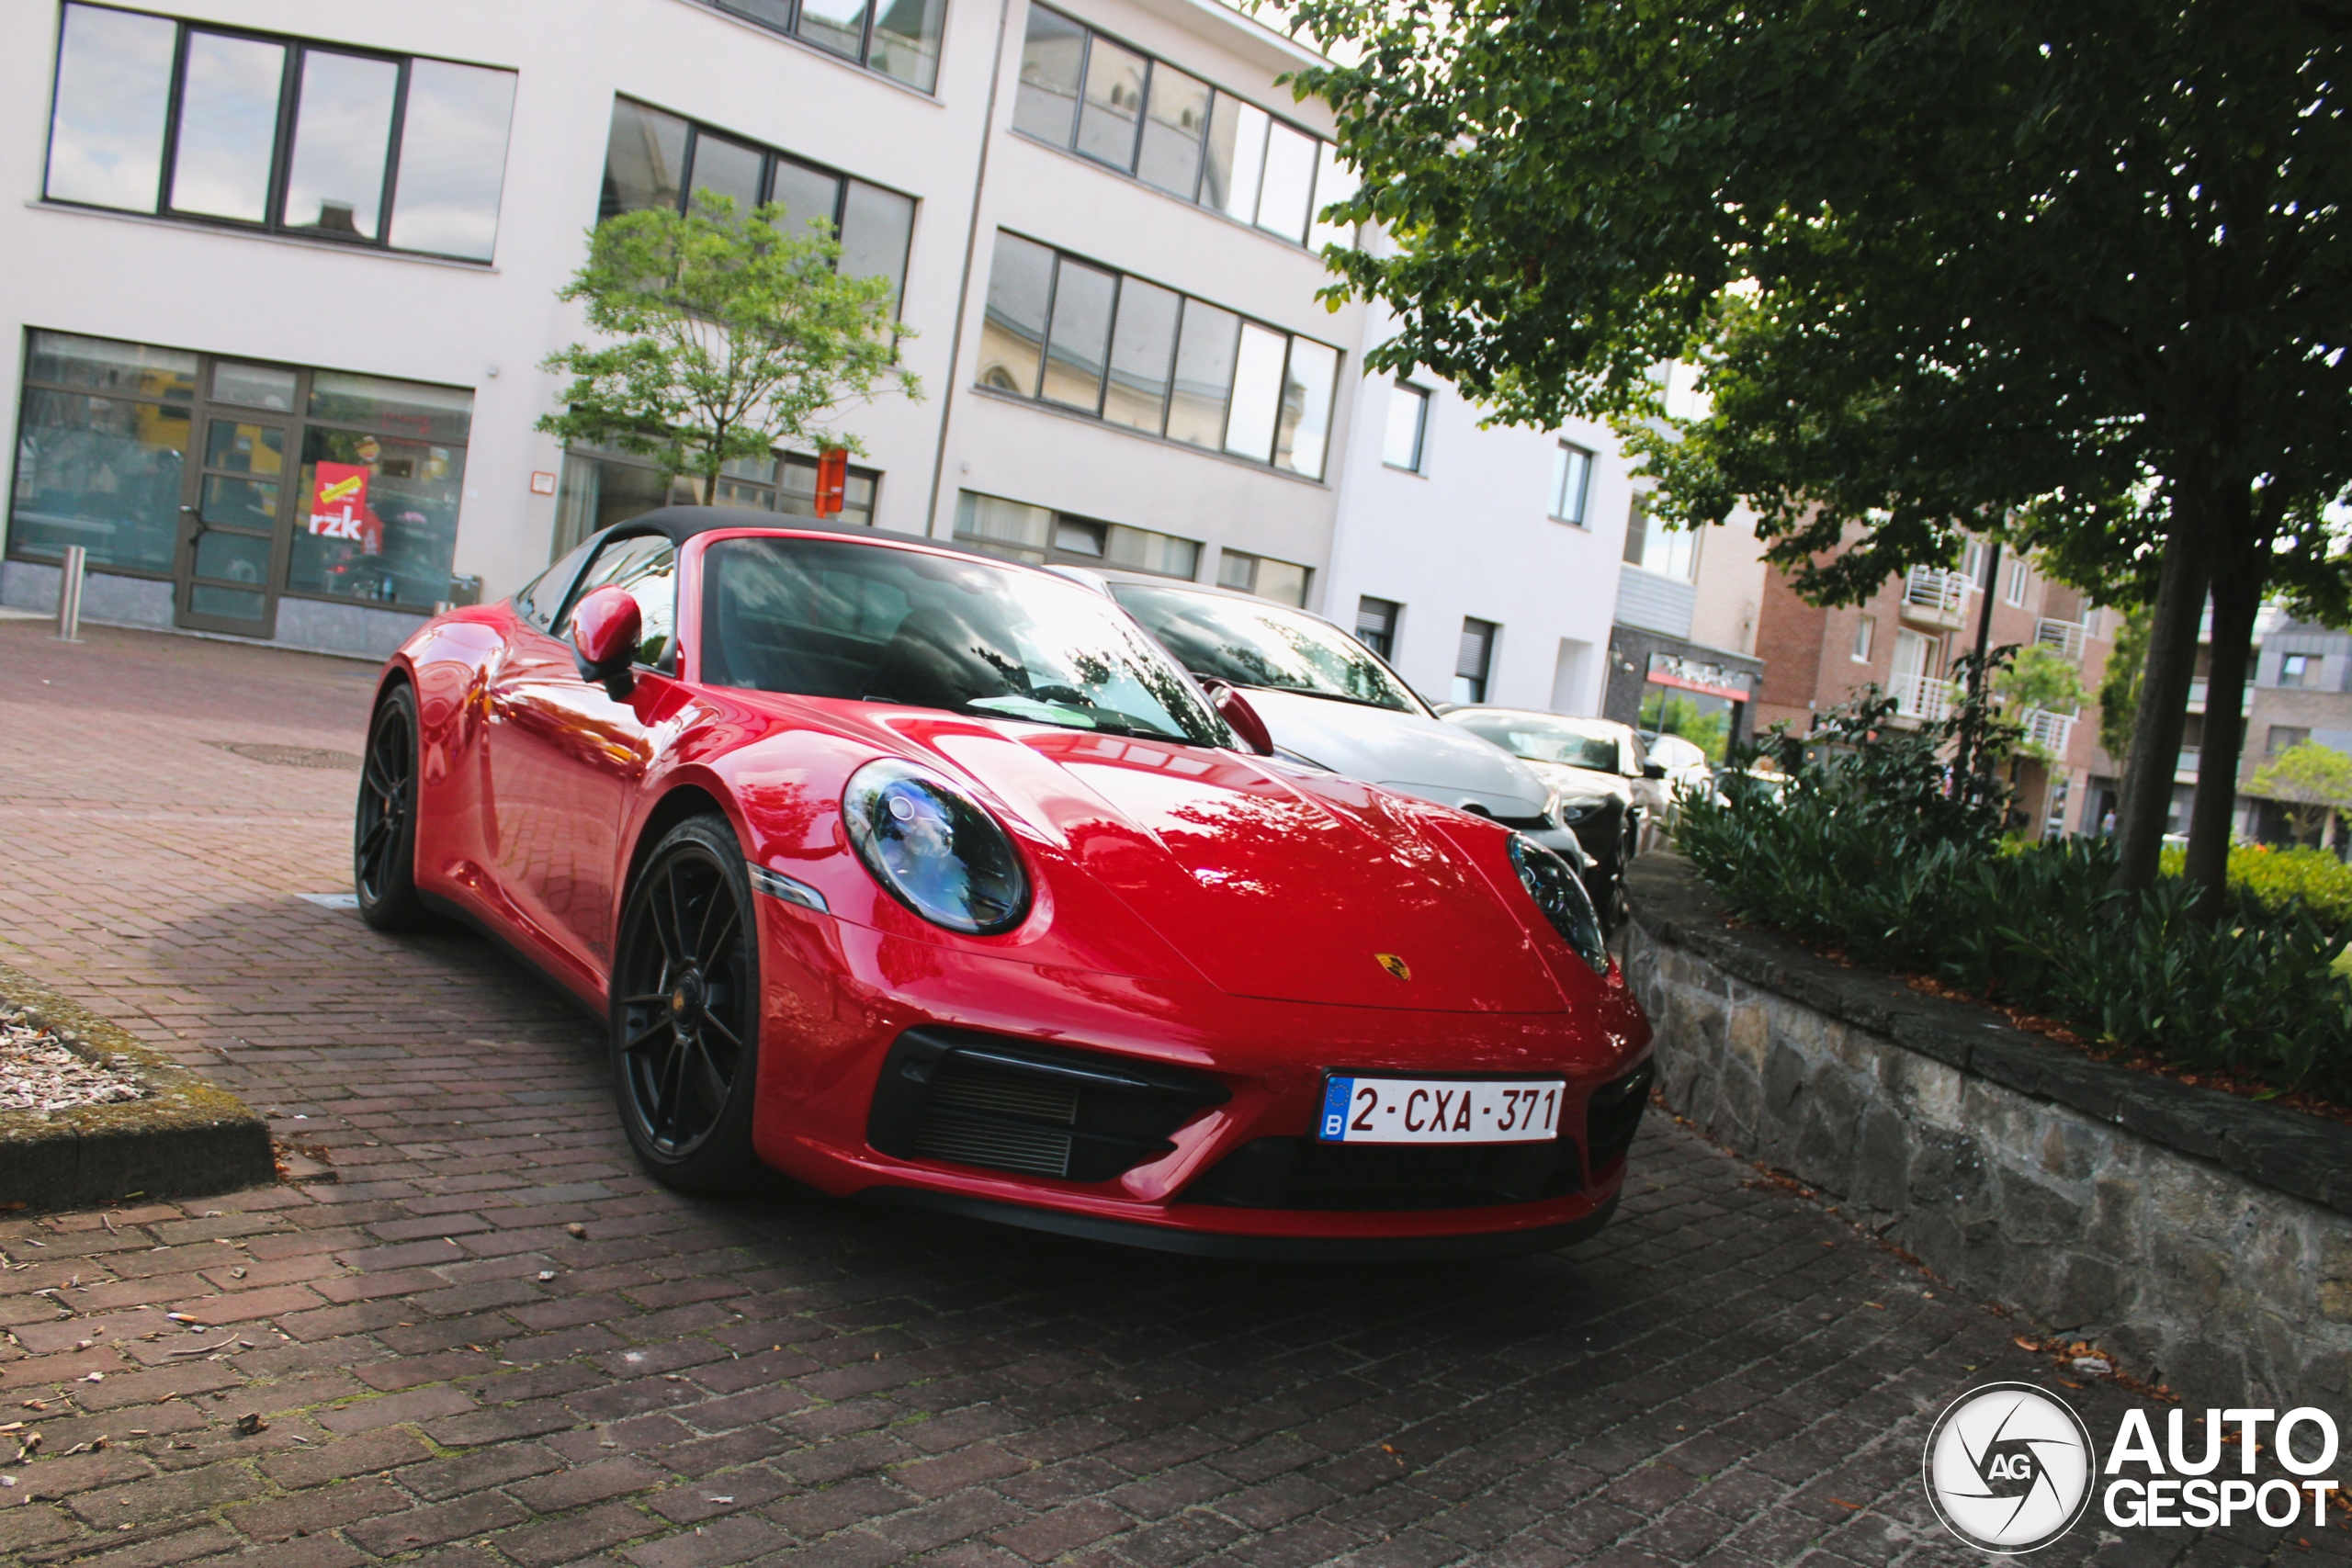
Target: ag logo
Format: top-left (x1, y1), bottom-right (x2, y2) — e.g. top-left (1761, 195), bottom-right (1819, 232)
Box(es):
top-left (1923, 1382), bottom-right (2098, 1553)
top-left (1374, 953), bottom-right (1410, 981)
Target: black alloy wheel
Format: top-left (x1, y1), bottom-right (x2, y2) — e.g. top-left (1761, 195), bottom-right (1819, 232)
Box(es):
top-left (355, 684), bottom-right (426, 931)
top-left (611, 816), bottom-right (762, 1191)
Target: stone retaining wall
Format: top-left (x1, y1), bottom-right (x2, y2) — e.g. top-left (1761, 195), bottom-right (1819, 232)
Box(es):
top-left (1623, 854), bottom-right (2352, 1416)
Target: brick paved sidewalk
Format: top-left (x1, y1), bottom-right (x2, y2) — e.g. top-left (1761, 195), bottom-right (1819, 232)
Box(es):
top-left (0, 619), bottom-right (2338, 1568)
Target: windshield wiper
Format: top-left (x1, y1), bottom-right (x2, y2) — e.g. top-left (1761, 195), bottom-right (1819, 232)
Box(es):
top-left (1235, 682), bottom-right (1415, 715)
top-left (959, 696), bottom-right (1192, 745)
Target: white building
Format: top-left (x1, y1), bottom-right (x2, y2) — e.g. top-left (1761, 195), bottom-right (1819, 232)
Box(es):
top-left (2, 0), bottom-right (1640, 714)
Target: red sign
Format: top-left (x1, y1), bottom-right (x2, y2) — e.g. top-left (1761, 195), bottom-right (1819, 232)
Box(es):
top-left (1645, 651), bottom-right (1752, 702)
top-left (814, 449), bottom-right (848, 518)
top-left (308, 462), bottom-right (382, 553)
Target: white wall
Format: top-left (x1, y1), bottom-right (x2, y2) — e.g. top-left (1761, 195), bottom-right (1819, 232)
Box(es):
top-left (1320, 299), bottom-right (1634, 715)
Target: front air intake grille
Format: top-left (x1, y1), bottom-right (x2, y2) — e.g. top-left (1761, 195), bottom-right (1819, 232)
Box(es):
top-left (1182, 1132), bottom-right (1582, 1212)
top-left (868, 1030), bottom-right (1227, 1184)
top-left (910, 1115), bottom-right (1073, 1178)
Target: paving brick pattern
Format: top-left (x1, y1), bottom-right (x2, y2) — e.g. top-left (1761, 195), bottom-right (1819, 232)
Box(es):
top-left (0, 618), bottom-right (2341, 1567)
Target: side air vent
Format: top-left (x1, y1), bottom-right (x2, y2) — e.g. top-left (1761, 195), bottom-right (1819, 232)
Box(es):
top-left (868, 1029), bottom-right (1227, 1184)
top-left (1585, 1059), bottom-right (1654, 1171)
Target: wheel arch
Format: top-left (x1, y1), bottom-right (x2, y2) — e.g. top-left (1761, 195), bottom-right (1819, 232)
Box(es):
top-left (619, 779), bottom-right (744, 918)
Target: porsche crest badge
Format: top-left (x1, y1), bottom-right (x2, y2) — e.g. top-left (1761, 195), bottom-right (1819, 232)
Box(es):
top-left (1374, 953), bottom-right (1411, 982)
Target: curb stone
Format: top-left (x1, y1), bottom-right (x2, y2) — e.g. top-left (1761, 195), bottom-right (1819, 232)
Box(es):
top-left (0, 957), bottom-right (274, 1211)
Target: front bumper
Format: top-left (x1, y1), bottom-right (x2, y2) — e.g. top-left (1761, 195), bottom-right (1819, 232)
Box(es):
top-left (748, 902), bottom-right (1652, 1254)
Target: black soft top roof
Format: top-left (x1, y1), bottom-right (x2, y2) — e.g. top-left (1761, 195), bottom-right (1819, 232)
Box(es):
top-left (604, 507), bottom-right (1013, 565)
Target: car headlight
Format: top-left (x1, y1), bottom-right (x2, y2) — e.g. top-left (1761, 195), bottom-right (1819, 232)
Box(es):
top-left (1509, 833), bottom-right (1611, 975)
top-left (1554, 795), bottom-right (1611, 827)
top-left (842, 760), bottom-right (1030, 935)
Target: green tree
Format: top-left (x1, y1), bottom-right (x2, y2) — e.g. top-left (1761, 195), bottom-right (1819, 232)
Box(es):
top-left (1995, 645), bottom-right (2086, 761)
top-left (1280, 0), bottom-right (2352, 914)
top-left (2098, 604), bottom-right (2152, 767)
top-left (537, 192), bottom-right (919, 503)
top-left (2247, 740), bottom-right (2352, 849)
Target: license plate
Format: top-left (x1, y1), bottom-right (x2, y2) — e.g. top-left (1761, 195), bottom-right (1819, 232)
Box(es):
top-left (1317, 1076), bottom-right (1566, 1145)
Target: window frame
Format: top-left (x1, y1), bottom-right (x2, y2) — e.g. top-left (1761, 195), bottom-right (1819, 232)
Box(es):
top-left (949, 489), bottom-right (1202, 580)
top-left (1011, 4), bottom-right (1350, 253)
top-left (1453, 616), bottom-right (1498, 705)
top-left (602, 96), bottom-right (917, 318)
top-left (1852, 614), bottom-right (1875, 663)
top-left (977, 231), bottom-right (1342, 479)
top-left (1354, 595), bottom-right (1401, 659)
top-left (1382, 382), bottom-right (1430, 474)
top-left (41, 3), bottom-right (513, 265)
top-left (2005, 558), bottom-right (2030, 605)
top-left (1548, 439), bottom-right (1593, 525)
top-left (1215, 548), bottom-right (1312, 606)
top-left (2268, 725), bottom-right (2311, 754)
top-left (700, 0), bottom-right (943, 93)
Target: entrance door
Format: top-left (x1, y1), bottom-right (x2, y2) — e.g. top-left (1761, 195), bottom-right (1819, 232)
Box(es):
top-left (178, 411), bottom-right (291, 637)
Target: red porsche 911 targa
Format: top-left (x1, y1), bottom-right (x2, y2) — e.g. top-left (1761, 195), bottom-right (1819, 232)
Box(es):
top-left (356, 508), bottom-right (1653, 1258)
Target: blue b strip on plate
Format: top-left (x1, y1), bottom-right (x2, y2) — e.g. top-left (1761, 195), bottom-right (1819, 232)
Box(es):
top-left (1318, 1077), bottom-right (1353, 1142)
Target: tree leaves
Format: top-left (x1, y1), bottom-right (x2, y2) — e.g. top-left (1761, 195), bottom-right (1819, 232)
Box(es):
top-left (537, 193), bottom-right (921, 501)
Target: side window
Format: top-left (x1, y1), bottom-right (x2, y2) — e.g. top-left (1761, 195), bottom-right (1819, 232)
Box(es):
top-left (514, 537), bottom-right (598, 632)
top-left (560, 534), bottom-right (678, 671)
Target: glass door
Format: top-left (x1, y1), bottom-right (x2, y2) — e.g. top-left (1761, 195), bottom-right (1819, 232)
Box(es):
top-left (178, 411), bottom-right (291, 637)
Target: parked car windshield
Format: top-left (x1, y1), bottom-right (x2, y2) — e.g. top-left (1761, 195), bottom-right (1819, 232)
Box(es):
top-left (700, 537), bottom-right (1229, 746)
top-left (1452, 713), bottom-right (1623, 773)
top-left (1110, 583), bottom-right (1423, 714)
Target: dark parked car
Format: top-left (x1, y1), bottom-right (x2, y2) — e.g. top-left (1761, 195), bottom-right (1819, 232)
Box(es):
top-left (1441, 709), bottom-right (1671, 926)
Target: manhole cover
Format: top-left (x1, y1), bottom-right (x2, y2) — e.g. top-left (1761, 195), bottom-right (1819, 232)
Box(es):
top-left (208, 742), bottom-right (361, 770)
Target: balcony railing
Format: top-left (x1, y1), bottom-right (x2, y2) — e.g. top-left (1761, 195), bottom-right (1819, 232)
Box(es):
top-left (2035, 618), bottom-right (2087, 661)
top-left (2020, 708), bottom-right (2075, 753)
top-left (1890, 671), bottom-right (1954, 721)
top-left (2177, 745), bottom-right (2200, 776)
top-left (1904, 566), bottom-right (1971, 616)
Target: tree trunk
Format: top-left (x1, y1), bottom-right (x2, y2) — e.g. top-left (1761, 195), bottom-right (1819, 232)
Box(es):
top-left (2185, 486), bottom-right (2276, 919)
top-left (2106, 525), bottom-right (2211, 893)
top-left (2184, 534), bottom-right (2261, 919)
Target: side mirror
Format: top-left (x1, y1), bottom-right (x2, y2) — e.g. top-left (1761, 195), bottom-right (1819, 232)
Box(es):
top-left (1201, 679), bottom-right (1274, 757)
top-left (571, 585), bottom-right (641, 701)
top-left (1642, 762), bottom-right (1668, 780)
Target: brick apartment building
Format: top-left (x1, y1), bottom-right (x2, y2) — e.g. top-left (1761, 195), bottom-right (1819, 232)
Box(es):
top-left (1753, 536), bottom-right (2119, 838)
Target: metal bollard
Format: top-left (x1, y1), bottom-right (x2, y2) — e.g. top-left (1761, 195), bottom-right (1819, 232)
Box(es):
top-left (54, 544), bottom-right (86, 643)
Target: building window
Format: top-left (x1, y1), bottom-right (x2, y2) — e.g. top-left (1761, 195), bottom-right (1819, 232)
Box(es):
top-left (2269, 725), bottom-right (2311, 754)
top-left (1354, 596), bottom-right (1401, 659)
top-left (9, 330), bottom-right (473, 625)
top-left (2005, 558), bottom-right (2030, 605)
top-left (1012, 6), bottom-right (1357, 249)
top-left (1216, 549), bottom-right (1310, 605)
top-left (1453, 617), bottom-right (1497, 705)
top-left (1548, 442), bottom-right (1592, 525)
top-left (951, 491), bottom-right (1201, 579)
top-left (1622, 492), bottom-right (1697, 581)
top-left (2279, 653), bottom-right (2314, 689)
top-left (1381, 383), bottom-right (1430, 472)
top-left (1852, 615), bottom-right (1875, 662)
top-left (599, 98), bottom-right (916, 315)
top-left (553, 446), bottom-right (882, 558)
top-left (43, 4), bottom-right (515, 262)
top-left (976, 231), bottom-right (1340, 479)
top-left (703, 0), bottom-right (944, 93)
top-left (1961, 538), bottom-right (1989, 586)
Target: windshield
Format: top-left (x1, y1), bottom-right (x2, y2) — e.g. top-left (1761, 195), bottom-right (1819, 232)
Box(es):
top-left (700, 537), bottom-right (1228, 745)
top-left (1451, 713), bottom-right (1623, 773)
top-left (1109, 583), bottom-right (1423, 714)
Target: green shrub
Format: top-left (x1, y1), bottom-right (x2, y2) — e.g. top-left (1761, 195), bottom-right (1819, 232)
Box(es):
top-left (2157, 841), bottom-right (2352, 924)
top-left (1675, 689), bottom-right (2352, 1103)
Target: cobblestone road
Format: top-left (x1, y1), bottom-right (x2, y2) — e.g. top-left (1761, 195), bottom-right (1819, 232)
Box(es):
top-left (0, 617), bottom-right (2340, 1568)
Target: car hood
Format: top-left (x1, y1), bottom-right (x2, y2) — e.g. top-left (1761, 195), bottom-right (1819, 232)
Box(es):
top-left (1521, 760), bottom-right (1633, 806)
top-left (1238, 689), bottom-right (1555, 819)
top-left (888, 716), bottom-right (1572, 1014)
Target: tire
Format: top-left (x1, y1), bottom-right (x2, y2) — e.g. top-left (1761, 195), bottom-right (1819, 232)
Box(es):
top-left (355, 684), bottom-right (427, 931)
top-left (610, 815), bottom-right (763, 1192)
